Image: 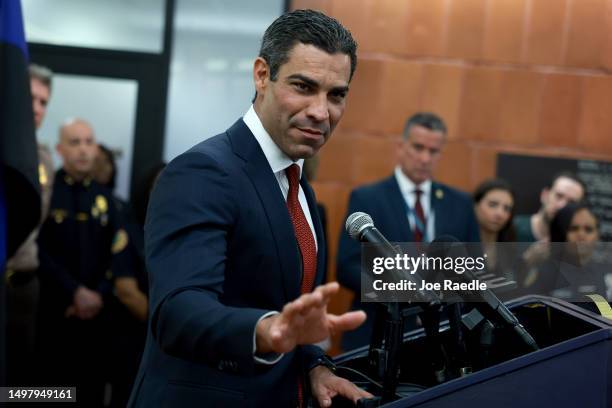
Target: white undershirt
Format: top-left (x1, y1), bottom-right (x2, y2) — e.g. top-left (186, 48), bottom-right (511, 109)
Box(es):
top-left (394, 166), bottom-right (435, 242)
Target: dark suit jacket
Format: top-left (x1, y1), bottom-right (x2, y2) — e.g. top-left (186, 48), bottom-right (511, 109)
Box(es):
top-left (128, 120), bottom-right (326, 407)
top-left (336, 174), bottom-right (480, 350)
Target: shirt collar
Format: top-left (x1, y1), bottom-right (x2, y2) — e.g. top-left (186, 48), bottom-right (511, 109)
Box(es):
top-left (394, 166), bottom-right (432, 197)
top-left (60, 168), bottom-right (92, 187)
top-left (243, 105), bottom-right (303, 177)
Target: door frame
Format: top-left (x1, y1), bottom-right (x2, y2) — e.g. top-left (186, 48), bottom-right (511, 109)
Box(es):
top-left (28, 0), bottom-right (175, 202)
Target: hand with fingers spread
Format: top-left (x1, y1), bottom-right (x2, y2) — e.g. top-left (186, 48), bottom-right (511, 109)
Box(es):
top-left (255, 282), bottom-right (367, 354)
top-left (310, 366), bottom-right (373, 407)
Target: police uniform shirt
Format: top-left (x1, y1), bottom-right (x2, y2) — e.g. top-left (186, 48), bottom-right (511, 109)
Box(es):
top-left (38, 169), bottom-right (129, 307)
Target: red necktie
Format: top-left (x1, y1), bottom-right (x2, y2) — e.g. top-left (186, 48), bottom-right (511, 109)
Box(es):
top-left (413, 189), bottom-right (426, 242)
top-left (285, 164), bottom-right (316, 293)
top-left (286, 164), bottom-right (317, 408)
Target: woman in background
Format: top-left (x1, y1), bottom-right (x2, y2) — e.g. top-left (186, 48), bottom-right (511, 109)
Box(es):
top-left (473, 178), bottom-right (517, 277)
top-left (473, 178), bottom-right (525, 301)
top-left (473, 178), bottom-right (516, 245)
top-left (525, 202), bottom-right (608, 306)
top-left (544, 203), bottom-right (607, 302)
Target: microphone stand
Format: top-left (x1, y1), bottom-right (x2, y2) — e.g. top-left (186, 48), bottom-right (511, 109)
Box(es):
top-left (445, 301), bottom-right (472, 377)
top-left (347, 214), bottom-right (443, 402)
top-left (370, 302), bottom-right (403, 403)
top-left (420, 304), bottom-right (447, 383)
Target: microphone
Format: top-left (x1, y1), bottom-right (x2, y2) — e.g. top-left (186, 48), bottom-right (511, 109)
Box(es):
top-left (345, 212), bottom-right (440, 306)
top-left (428, 235), bottom-right (539, 351)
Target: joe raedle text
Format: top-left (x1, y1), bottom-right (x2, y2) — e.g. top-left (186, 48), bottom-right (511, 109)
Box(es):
top-left (372, 279), bottom-right (487, 292)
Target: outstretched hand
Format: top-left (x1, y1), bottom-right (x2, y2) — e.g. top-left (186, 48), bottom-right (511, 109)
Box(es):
top-left (256, 282), bottom-right (366, 354)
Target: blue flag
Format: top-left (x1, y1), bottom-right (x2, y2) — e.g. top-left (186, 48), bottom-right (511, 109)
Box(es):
top-left (1, 0), bottom-right (41, 385)
top-left (0, 0), bottom-right (41, 270)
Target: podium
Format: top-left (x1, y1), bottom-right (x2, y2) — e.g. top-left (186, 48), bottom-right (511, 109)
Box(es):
top-left (332, 296), bottom-right (612, 408)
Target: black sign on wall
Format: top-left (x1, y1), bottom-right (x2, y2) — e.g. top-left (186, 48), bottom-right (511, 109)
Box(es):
top-left (497, 153), bottom-right (612, 242)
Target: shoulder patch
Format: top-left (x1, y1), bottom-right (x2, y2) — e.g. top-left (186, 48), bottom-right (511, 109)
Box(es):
top-left (112, 229), bottom-right (129, 254)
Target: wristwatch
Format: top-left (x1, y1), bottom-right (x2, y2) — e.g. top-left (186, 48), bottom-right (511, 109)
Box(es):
top-left (308, 355), bottom-right (337, 373)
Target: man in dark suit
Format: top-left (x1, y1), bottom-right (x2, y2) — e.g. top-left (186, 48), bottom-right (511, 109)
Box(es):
top-left (129, 10), bottom-right (372, 408)
top-left (337, 112), bottom-right (480, 350)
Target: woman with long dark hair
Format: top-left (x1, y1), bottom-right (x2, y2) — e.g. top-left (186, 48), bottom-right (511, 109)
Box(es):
top-left (473, 179), bottom-right (519, 291)
top-left (473, 178), bottom-right (516, 244)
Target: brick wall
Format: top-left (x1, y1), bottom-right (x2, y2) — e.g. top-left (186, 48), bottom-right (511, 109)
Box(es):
top-left (292, 0), bottom-right (612, 354)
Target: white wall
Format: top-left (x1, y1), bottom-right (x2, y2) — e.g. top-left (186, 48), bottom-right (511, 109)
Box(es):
top-left (163, 0), bottom-right (284, 161)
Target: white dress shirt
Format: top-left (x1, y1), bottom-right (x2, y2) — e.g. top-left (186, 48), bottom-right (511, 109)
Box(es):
top-left (242, 105), bottom-right (319, 364)
top-left (394, 166), bottom-right (435, 242)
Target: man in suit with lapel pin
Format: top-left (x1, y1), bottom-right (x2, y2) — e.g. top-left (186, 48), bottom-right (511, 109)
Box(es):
top-left (129, 9), bottom-right (372, 408)
top-left (337, 112), bottom-right (480, 350)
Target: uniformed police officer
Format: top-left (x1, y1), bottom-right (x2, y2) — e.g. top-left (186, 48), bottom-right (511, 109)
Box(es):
top-left (37, 118), bottom-right (129, 407)
top-left (5, 64), bottom-right (55, 385)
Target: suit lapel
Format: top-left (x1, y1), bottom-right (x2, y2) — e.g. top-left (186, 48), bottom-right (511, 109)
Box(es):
top-left (382, 175), bottom-right (414, 242)
top-left (227, 120), bottom-right (302, 301)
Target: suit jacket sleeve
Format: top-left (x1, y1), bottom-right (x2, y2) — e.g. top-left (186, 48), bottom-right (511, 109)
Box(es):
top-left (146, 151), bottom-right (272, 375)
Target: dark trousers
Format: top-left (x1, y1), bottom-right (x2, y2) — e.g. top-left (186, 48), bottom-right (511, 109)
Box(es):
top-left (37, 304), bottom-right (109, 408)
top-left (106, 302), bottom-right (146, 408)
top-left (6, 272), bottom-right (39, 385)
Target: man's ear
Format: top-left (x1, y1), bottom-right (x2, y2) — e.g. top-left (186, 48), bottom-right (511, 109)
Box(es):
top-left (253, 57), bottom-right (270, 97)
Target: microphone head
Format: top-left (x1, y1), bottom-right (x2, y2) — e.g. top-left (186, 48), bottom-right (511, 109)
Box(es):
top-left (346, 212), bottom-right (374, 240)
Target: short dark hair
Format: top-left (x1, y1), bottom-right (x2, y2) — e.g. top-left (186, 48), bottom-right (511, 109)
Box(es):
top-left (258, 9), bottom-right (357, 82)
top-left (547, 171), bottom-right (586, 194)
top-left (29, 63), bottom-right (53, 91)
top-left (473, 178), bottom-right (516, 242)
top-left (403, 112), bottom-right (447, 139)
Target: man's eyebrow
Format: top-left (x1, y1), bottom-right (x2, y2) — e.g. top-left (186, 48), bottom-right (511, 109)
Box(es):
top-left (331, 84), bottom-right (350, 94)
top-left (287, 73), bottom-right (319, 87)
top-left (287, 73), bottom-right (349, 93)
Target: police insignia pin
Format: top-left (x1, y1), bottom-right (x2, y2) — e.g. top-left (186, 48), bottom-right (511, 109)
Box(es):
top-left (96, 195), bottom-right (108, 213)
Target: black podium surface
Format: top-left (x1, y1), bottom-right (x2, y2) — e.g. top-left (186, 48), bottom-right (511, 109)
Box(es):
top-left (333, 296), bottom-right (612, 408)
